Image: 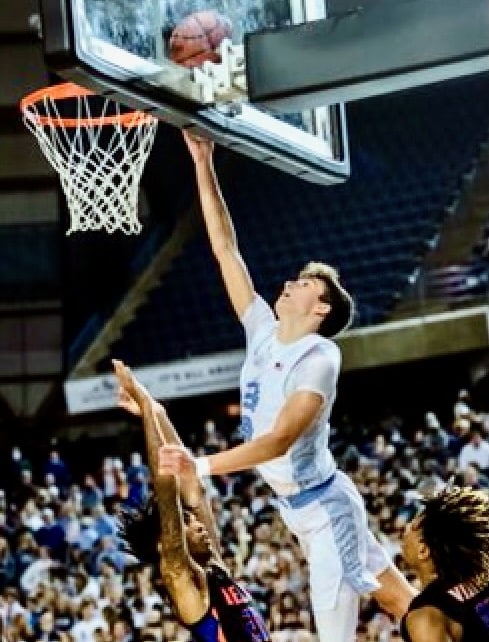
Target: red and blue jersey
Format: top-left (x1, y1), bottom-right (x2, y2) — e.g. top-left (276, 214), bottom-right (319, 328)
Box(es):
top-left (189, 564), bottom-right (271, 642)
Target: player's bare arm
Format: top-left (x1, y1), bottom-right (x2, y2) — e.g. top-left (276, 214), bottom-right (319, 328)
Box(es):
top-left (183, 130), bottom-right (255, 318)
top-left (159, 389), bottom-right (324, 476)
top-left (182, 474), bottom-right (223, 561)
top-left (155, 471), bottom-right (210, 626)
top-left (117, 361), bottom-right (210, 624)
top-left (405, 607), bottom-right (460, 642)
top-left (113, 359), bottom-right (184, 446)
top-left (113, 358), bottom-right (221, 554)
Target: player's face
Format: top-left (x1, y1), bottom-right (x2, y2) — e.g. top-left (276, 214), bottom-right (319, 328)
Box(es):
top-left (184, 512), bottom-right (213, 561)
top-left (401, 514), bottom-right (424, 568)
top-left (275, 277), bottom-right (327, 318)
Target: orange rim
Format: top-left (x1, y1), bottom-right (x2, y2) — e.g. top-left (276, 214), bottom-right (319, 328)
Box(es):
top-left (20, 82), bottom-right (156, 128)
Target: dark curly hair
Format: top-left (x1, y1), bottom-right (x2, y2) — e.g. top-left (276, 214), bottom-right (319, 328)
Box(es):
top-left (118, 496), bottom-right (161, 567)
top-left (418, 487), bottom-right (489, 585)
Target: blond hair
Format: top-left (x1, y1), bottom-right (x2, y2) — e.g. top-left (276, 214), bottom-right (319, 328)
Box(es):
top-left (299, 261), bottom-right (354, 337)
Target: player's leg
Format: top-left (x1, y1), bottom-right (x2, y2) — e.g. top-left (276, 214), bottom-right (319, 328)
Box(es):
top-left (278, 499), bottom-right (351, 642)
top-left (313, 581), bottom-right (359, 642)
top-left (304, 500), bottom-right (365, 642)
top-left (295, 515), bottom-right (359, 642)
top-left (330, 473), bottom-right (416, 619)
top-left (278, 474), bottom-right (378, 642)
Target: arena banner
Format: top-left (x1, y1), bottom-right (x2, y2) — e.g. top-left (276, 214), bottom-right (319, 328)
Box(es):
top-left (64, 349), bottom-right (245, 414)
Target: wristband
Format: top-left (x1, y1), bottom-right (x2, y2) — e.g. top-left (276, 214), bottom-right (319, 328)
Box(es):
top-left (195, 456), bottom-right (211, 478)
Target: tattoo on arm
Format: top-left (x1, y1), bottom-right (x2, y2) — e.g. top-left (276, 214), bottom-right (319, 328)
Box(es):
top-left (140, 401), bottom-right (208, 622)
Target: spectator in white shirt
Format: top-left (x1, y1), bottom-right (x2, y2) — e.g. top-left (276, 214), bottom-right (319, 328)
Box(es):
top-left (70, 571), bottom-right (101, 609)
top-left (20, 547), bottom-right (58, 595)
top-left (20, 499), bottom-right (44, 532)
top-left (458, 427), bottom-right (489, 472)
top-left (70, 598), bottom-right (107, 642)
top-left (0, 587), bottom-right (27, 628)
top-left (100, 459), bottom-right (117, 499)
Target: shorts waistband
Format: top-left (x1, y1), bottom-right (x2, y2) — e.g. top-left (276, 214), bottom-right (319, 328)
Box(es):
top-left (278, 473), bottom-right (336, 509)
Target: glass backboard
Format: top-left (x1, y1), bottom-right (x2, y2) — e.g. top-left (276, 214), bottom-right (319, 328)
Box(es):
top-left (39, 0), bottom-right (350, 185)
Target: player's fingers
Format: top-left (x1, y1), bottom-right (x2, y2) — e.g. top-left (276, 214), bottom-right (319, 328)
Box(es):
top-left (158, 446), bottom-right (168, 466)
top-left (113, 363), bottom-right (130, 389)
top-left (183, 128), bottom-right (211, 146)
top-left (158, 459), bottom-right (177, 475)
top-left (112, 358), bottom-right (125, 374)
top-left (159, 444), bottom-right (181, 455)
top-left (158, 446), bottom-right (183, 470)
top-left (113, 358), bottom-right (130, 373)
top-left (117, 386), bottom-right (130, 402)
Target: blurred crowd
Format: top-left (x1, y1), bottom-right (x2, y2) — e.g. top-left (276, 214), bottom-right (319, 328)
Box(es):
top-left (0, 387), bottom-right (488, 642)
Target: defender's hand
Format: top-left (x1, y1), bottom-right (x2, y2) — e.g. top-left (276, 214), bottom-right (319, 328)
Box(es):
top-left (117, 385), bottom-right (141, 417)
top-left (112, 359), bottom-right (151, 408)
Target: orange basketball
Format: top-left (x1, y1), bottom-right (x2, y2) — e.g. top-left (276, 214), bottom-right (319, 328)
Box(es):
top-left (169, 11), bottom-right (233, 68)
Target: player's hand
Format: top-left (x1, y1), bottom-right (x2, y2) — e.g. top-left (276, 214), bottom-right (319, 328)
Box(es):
top-left (112, 359), bottom-right (150, 409)
top-left (158, 444), bottom-right (197, 480)
top-left (158, 445), bottom-right (203, 507)
top-left (182, 129), bottom-right (215, 164)
top-left (117, 386), bottom-right (141, 417)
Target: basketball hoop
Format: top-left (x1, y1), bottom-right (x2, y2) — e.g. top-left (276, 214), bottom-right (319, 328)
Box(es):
top-left (20, 83), bottom-right (158, 235)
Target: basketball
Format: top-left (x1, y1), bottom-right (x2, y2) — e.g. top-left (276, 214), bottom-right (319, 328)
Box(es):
top-left (169, 11), bottom-right (233, 68)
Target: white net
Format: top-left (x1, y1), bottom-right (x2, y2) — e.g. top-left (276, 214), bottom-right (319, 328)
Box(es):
top-left (21, 86), bottom-right (158, 234)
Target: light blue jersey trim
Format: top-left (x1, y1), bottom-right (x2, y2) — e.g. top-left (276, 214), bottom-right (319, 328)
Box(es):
top-left (319, 482), bottom-right (379, 594)
top-left (291, 424), bottom-right (326, 490)
top-left (277, 474), bottom-right (336, 509)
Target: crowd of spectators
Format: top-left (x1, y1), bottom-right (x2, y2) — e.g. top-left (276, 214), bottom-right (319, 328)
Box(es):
top-left (0, 387), bottom-right (488, 642)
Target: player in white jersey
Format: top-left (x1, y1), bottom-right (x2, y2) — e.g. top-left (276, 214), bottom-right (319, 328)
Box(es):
top-left (158, 132), bottom-right (416, 642)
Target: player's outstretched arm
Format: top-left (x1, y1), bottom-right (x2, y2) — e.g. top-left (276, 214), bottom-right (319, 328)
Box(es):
top-left (140, 404), bottom-right (209, 625)
top-left (183, 130), bottom-right (255, 319)
top-left (159, 389), bottom-right (324, 477)
top-left (114, 359), bottom-right (184, 447)
top-left (113, 360), bottom-right (209, 623)
top-left (112, 359), bottom-right (221, 555)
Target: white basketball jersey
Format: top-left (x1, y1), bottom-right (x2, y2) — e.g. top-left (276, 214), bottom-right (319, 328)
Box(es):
top-left (240, 296), bottom-right (339, 496)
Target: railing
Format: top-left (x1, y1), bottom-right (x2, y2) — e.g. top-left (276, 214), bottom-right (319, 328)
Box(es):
top-left (402, 261), bottom-right (489, 317)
